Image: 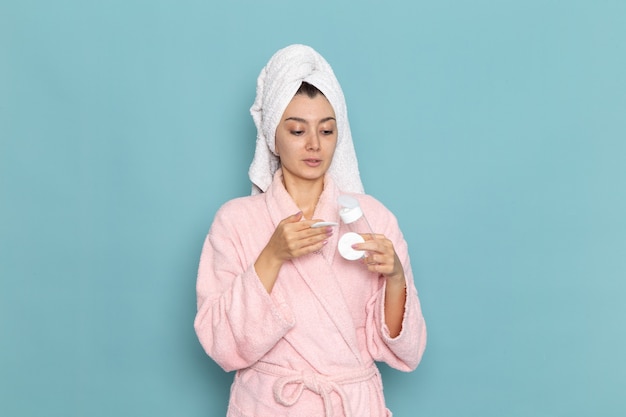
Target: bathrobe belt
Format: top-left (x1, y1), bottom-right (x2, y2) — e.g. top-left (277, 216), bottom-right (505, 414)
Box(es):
top-left (252, 362), bottom-right (377, 417)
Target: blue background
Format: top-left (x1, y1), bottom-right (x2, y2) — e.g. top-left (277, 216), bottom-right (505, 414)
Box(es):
top-left (2, 1), bottom-right (625, 416)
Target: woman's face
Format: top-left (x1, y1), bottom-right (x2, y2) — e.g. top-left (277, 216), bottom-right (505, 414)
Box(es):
top-left (275, 93), bottom-right (338, 185)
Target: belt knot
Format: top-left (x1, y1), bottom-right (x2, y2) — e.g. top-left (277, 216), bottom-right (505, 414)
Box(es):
top-left (252, 362), bottom-right (377, 417)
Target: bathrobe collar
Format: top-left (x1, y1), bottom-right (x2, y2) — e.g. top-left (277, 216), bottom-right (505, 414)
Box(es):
top-left (265, 169), bottom-right (363, 365)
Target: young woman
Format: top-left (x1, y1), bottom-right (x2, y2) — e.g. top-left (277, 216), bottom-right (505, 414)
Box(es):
top-left (194, 44), bottom-right (426, 417)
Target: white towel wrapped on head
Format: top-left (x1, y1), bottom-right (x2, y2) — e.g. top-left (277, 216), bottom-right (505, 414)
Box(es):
top-left (248, 44), bottom-right (364, 195)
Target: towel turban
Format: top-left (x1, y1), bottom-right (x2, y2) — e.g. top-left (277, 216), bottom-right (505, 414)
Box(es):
top-left (248, 44), bottom-right (364, 195)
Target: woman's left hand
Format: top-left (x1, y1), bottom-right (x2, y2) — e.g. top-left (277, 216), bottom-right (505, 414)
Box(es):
top-left (353, 234), bottom-right (405, 283)
top-left (354, 234), bottom-right (407, 337)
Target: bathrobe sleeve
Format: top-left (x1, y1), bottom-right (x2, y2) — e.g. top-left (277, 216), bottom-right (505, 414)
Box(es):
top-left (194, 200), bottom-right (296, 372)
top-left (362, 197), bottom-right (427, 372)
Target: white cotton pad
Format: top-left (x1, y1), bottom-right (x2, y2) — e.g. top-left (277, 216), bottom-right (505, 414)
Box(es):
top-left (338, 232), bottom-right (365, 260)
top-left (311, 221), bottom-right (339, 228)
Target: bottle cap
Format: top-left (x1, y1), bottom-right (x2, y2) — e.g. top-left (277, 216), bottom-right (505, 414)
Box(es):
top-left (338, 232), bottom-right (365, 260)
top-left (339, 205), bottom-right (364, 224)
top-left (338, 194), bottom-right (363, 224)
top-left (338, 194), bottom-right (359, 209)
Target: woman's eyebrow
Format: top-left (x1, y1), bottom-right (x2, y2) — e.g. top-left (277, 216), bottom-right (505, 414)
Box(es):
top-left (284, 116), bottom-right (336, 123)
top-left (284, 117), bottom-right (308, 123)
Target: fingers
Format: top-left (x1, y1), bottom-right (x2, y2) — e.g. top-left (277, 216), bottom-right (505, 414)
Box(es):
top-left (352, 234), bottom-right (402, 278)
top-left (360, 233), bottom-right (386, 241)
top-left (353, 234), bottom-right (394, 255)
top-left (284, 228), bottom-right (330, 253)
top-left (282, 211), bottom-right (304, 225)
top-left (273, 213), bottom-right (334, 259)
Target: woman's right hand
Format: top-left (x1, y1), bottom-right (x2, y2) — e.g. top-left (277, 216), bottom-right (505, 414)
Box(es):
top-left (254, 211), bottom-right (333, 293)
top-left (267, 211), bottom-right (333, 261)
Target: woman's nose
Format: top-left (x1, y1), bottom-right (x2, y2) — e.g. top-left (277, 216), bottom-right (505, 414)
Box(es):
top-left (306, 132), bottom-right (321, 151)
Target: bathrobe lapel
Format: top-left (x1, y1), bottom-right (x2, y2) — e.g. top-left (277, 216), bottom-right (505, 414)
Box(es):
top-left (265, 171), bottom-right (363, 365)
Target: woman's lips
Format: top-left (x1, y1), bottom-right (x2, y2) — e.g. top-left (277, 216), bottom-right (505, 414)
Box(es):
top-left (303, 158), bottom-right (322, 167)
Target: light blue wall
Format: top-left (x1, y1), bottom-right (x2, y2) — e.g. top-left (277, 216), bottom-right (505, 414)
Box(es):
top-left (2, 1), bottom-right (625, 416)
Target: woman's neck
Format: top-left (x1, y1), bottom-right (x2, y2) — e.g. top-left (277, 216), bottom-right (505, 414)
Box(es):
top-left (282, 176), bottom-right (325, 219)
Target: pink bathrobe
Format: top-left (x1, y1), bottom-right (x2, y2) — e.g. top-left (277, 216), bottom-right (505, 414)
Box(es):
top-left (195, 170), bottom-right (427, 417)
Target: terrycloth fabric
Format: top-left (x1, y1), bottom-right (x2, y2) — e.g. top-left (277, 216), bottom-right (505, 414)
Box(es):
top-left (194, 169), bottom-right (427, 416)
top-left (249, 44), bottom-right (364, 195)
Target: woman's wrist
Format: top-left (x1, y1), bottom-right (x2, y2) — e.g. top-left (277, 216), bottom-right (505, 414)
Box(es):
top-left (255, 247), bottom-right (284, 293)
top-left (385, 272), bottom-right (406, 288)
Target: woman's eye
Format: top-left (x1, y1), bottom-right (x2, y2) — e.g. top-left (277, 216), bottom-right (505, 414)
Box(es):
top-left (321, 129), bottom-right (334, 135)
top-left (290, 130), bottom-right (304, 136)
